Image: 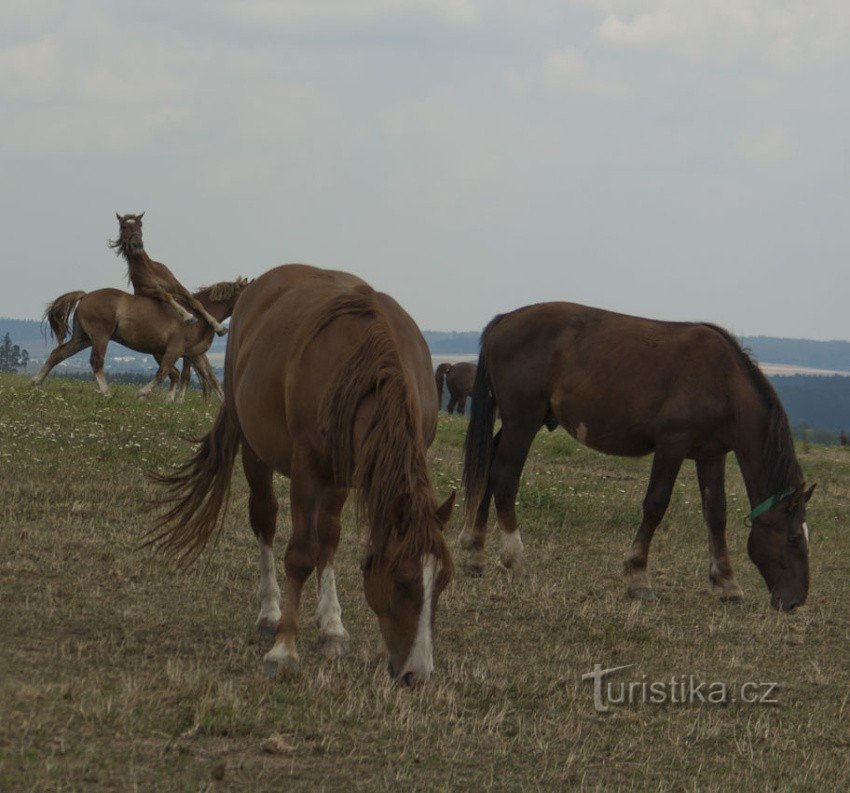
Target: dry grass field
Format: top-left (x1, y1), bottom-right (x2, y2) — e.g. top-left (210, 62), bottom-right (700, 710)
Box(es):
top-left (2, 372), bottom-right (849, 791)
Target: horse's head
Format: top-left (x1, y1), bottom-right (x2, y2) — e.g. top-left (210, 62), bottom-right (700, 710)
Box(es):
top-left (362, 491), bottom-right (455, 685)
top-left (111, 212), bottom-right (145, 255)
top-left (747, 483), bottom-right (814, 611)
top-left (435, 363), bottom-right (452, 376)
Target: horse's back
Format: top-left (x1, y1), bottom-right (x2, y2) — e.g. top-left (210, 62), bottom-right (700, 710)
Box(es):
top-left (228, 264), bottom-right (434, 469)
top-left (484, 301), bottom-right (744, 456)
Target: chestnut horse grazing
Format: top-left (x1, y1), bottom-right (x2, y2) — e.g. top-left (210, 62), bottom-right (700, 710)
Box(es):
top-left (110, 213), bottom-right (229, 336)
top-left (151, 265), bottom-right (454, 683)
top-left (436, 362), bottom-right (477, 415)
top-left (32, 279), bottom-right (248, 400)
top-left (461, 302), bottom-right (813, 611)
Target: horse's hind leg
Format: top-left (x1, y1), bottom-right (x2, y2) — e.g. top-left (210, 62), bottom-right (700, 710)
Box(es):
top-left (242, 444), bottom-right (282, 637)
top-left (264, 448), bottom-right (321, 677)
top-left (490, 422), bottom-right (540, 577)
top-left (696, 456), bottom-right (743, 603)
top-left (314, 487), bottom-right (350, 657)
top-left (447, 396), bottom-right (457, 414)
top-left (89, 339), bottom-right (111, 396)
top-left (623, 452), bottom-right (684, 601)
top-left (31, 333), bottom-right (90, 386)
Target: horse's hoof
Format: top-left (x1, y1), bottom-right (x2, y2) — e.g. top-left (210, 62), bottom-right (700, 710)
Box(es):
top-left (215, 326), bottom-right (228, 337)
top-left (463, 558), bottom-right (485, 577)
top-left (263, 652), bottom-right (299, 679)
top-left (627, 586), bottom-right (659, 602)
top-left (719, 591), bottom-right (744, 604)
top-left (319, 633), bottom-right (350, 658)
top-left (257, 618), bottom-right (279, 638)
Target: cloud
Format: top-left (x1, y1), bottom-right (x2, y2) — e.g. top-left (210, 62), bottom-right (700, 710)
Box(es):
top-left (585, 1), bottom-right (850, 68)
top-left (222, 0), bottom-right (481, 27)
top-left (735, 123), bottom-right (795, 164)
top-left (542, 47), bottom-right (625, 95)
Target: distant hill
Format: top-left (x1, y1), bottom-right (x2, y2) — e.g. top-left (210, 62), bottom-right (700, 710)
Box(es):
top-left (741, 336), bottom-right (850, 373)
top-left (3, 316), bottom-right (850, 435)
top-left (771, 375), bottom-right (850, 435)
top-left (422, 331), bottom-right (479, 355)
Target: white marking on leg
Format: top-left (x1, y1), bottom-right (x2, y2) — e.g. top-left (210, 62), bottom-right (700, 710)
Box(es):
top-left (576, 422), bottom-right (588, 444)
top-left (500, 529), bottom-right (525, 569)
top-left (316, 566), bottom-right (346, 639)
top-left (257, 540), bottom-right (281, 630)
top-left (399, 554), bottom-right (438, 683)
top-left (94, 371), bottom-right (110, 395)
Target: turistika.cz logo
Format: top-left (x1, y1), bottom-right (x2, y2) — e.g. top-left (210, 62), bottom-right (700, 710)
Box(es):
top-left (582, 663), bottom-right (779, 713)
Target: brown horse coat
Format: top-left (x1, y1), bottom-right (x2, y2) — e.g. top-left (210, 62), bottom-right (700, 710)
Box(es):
top-left (33, 280), bottom-right (246, 399)
top-left (152, 264), bottom-right (454, 682)
top-left (461, 301), bottom-right (812, 611)
top-left (111, 213), bottom-right (228, 335)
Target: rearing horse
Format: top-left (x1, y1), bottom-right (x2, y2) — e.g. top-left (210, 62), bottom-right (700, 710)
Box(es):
top-left (110, 213), bottom-right (229, 336)
top-left (150, 264), bottom-right (454, 683)
top-left (461, 302), bottom-right (813, 611)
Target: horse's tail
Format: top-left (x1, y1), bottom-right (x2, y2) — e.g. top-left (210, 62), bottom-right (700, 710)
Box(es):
top-left (146, 397), bottom-right (241, 563)
top-left (462, 348), bottom-right (498, 526)
top-left (435, 367), bottom-right (446, 407)
top-left (44, 291), bottom-right (87, 343)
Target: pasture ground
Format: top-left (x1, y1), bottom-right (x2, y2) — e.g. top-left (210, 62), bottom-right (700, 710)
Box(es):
top-left (1, 373), bottom-right (849, 791)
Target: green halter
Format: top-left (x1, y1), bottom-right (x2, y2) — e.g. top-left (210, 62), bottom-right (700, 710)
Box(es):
top-left (744, 487), bottom-right (796, 526)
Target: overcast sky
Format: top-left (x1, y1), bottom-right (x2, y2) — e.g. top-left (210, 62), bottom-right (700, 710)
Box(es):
top-left (2, 1), bottom-right (849, 339)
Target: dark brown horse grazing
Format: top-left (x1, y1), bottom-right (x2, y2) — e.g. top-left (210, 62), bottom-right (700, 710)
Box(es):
top-left (150, 264), bottom-right (455, 683)
top-left (32, 279), bottom-right (248, 399)
top-left (110, 213), bottom-right (228, 336)
top-left (461, 302), bottom-right (813, 611)
top-left (440, 362), bottom-right (477, 415)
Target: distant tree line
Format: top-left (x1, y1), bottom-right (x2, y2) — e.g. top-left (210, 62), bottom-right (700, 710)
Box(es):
top-left (0, 333), bottom-right (28, 373)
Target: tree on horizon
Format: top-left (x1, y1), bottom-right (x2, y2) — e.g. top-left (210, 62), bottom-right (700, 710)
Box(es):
top-left (0, 333), bottom-right (29, 373)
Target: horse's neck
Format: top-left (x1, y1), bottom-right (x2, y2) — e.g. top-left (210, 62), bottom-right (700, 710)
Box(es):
top-left (125, 251), bottom-right (154, 284)
top-left (193, 295), bottom-right (231, 322)
top-left (733, 404), bottom-right (773, 508)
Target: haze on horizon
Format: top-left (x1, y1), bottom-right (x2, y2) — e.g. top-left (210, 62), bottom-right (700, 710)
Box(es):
top-left (2, 1), bottom-right (849, 340)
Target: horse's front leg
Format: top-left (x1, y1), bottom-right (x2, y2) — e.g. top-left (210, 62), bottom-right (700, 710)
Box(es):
top-left (696, 456), bottom-right (744, 603)
top-left (314, 487), bottom-right (350, 658)
top-left (138, 346), bottom-right (180, 399)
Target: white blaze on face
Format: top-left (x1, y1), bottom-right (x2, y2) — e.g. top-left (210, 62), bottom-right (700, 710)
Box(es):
top-left (400, 554), bottom-right (438, 682)
top-left (124, 218), bottom-right (136, 224)
top-left (803, 522), bottom-right (810, 545)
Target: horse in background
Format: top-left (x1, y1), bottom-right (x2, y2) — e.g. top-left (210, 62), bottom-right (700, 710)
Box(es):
top-left (110, 213), bottom-right (228, 336)
top-left (150, 264), bottom-right (454, 684)
top-left (32, 279), bottom-right (248, 400)
top-left (435, 361), bottom-right (477, 415)
top-left (461, 301), bottom-right (813, 612)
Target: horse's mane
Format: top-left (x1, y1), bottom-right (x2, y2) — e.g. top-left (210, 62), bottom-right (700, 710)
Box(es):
top-left (306, 286), bottom-right (450, 572)
top-left (195, 279), bottom-right (245, 302)
top-left (703, 323), bottom-right (803, 493)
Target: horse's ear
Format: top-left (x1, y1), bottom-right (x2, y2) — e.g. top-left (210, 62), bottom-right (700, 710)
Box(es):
top-left (436, 491), bottom-right (456, 527)
top-left (116, 212), bottom-right (122, 221)
top-left (138, 211), bottom-right (145, 220)
top-left (804, 483), bottom-right (817, 503)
